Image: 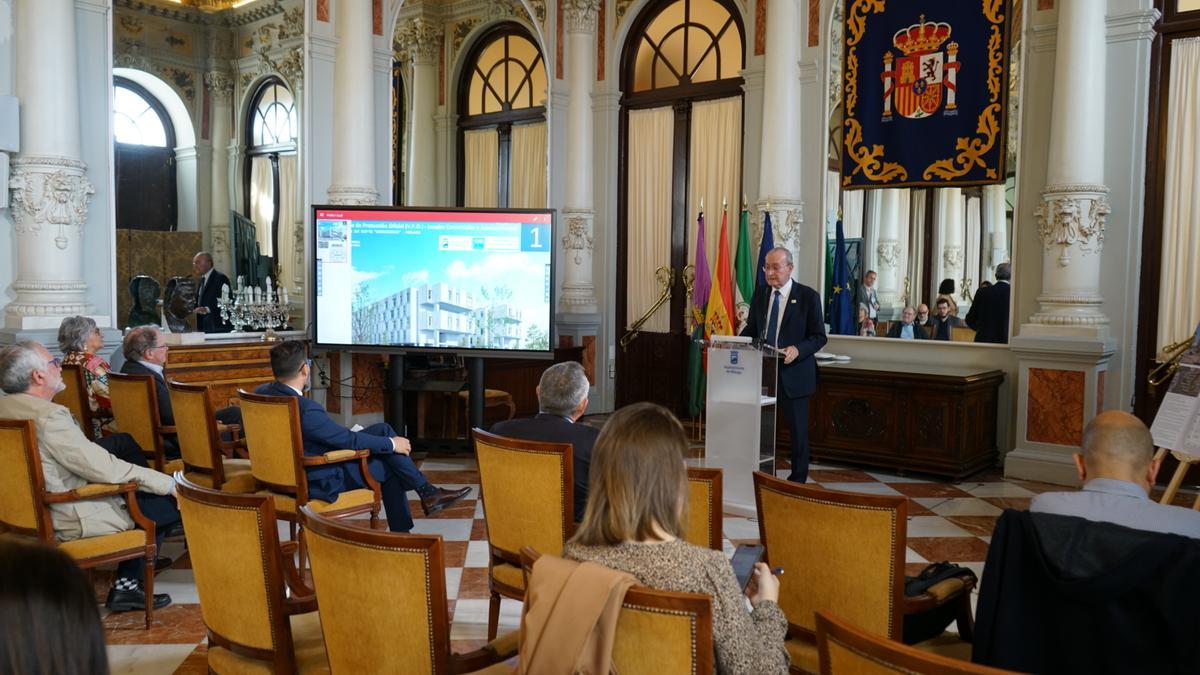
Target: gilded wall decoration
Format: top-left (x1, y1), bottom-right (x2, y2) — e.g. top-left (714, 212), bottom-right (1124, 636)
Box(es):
top-left (615, 0), bottom-right (634, 32)
top-left (452, 19), bottom-right (482, 56)
top-left (317, 0), bottom-right (329, 22)
top-left (164, 31), bottom-right (192, 53)
top-left (755, 0), bottom-right (766, 55)
top-left (119, 14), bottom-right (144, 35)
top-left (158, 66), bottom-right (197, 102)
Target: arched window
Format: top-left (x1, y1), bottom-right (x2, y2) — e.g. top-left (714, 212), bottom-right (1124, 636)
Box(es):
top-left (243, 78), bottom-right (298, 262)
top-left (456, 23), bottom-right (548, 208)
top-left (113, 77), bottom-right (177, 230)
top-left (615, 0), bottom-right (744, 412)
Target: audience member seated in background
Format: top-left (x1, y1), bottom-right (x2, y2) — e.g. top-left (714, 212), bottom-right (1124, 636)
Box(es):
top-left (965, 262), bottom-right (1012, 344)
top-left (58, 315), bottom-right (114, 438)
top-left (857, 303), bottom-right (876, 337)
top-left (1031, 410), bottom-right (1200, 539)
top-left (929, 297), bottom-right (964, 341)
top-left (120, 326), bottom-right (243, 457)
top-left (936, 279), bottom-right (959, 317)
top-left (886, 307), bottom-right (928, 340)
top-left (491, 361), bottom-right (597, 522)
top-left (0, 342), bottom-right (178, 612)
top-left (915, 303), bottom-right (931, 330)
top-left (0, 539), bottom-right (109, 674)
top-left (255, 340), bottom-right (469, 532)
top-left (563, 402), bottom-right (789, 674)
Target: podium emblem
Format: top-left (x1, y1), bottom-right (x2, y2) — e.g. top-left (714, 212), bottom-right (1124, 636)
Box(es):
top-left (730, 350), bottom-right (739, 365)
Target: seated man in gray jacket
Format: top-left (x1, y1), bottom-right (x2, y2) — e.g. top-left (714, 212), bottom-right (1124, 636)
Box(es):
top-left (0, 341), bottom-right (179, 611)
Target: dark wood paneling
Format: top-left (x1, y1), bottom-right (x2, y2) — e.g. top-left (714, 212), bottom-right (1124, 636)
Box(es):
top-left (165, 340), bottom-right (285, 410)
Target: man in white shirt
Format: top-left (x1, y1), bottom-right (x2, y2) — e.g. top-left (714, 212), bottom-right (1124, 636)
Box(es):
top-left (1031, 411), bottom-right (1200, 539)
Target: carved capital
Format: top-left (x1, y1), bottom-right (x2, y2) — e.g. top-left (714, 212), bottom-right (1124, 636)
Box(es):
top-left (326, 185), bottom-right (379, 206)
top-left (396, 17), bottom-right (441, 64)
top-left (562, 211), bottom-right (595, 265)
top-left (753, 198), bottom-right (804, 254)
top-left (9, 156), bottom-right (94, 250)
top-left (563, 0), bottom-right (601, 33)
top-left (876, 240), bottom-right (901, 269)
top-left (204, 70), bottom-right (236, 102)
top-left (1034, 184), bottom-right (1109, 267)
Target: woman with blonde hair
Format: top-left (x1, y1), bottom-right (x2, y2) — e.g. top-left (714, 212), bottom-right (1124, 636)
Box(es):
top-left (564, 402), bottom-right (789, 674)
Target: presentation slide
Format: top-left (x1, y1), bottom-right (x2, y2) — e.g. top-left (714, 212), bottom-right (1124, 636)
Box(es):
top-left (313, 207), bottom-right (553, 353)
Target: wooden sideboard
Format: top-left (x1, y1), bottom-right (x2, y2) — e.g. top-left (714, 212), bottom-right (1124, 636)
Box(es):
top-left (808, 360), bottom-right (1005, 480)
top-left (164, 340), bottom-right (286, 409)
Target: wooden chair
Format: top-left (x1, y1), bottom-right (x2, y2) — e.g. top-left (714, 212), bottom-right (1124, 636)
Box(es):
top-left (875, 321), bottom-right (892, 337)
top-left (754, 472), bottom-right (974, 673)
top-left (951, 326), bottom-right (977, 342)
top-left (816, 611), bottom-right (1013, 675)
top-left (107, 371), bottom-right (182, 474)
top-left (520, 547), bottom-right (715, 674)
top-left (174, 474), bottom-right (327, 674)
top-left (300, 506), bottom-right (518, 674)
top-left (685, 466), bottom-right (723, 550)
top-left (1154, 447), bottom-right (1200, 510)
top-left (54, 363), bottom-right (97, 439)
top-left (237, 390), bottom-right (381, 562)
top-left (0, 419), bottom-right (158, 629)
top-left (167, 381), bottom-right (254, 493)
top-left (473, 428), bottom-right (573, 641)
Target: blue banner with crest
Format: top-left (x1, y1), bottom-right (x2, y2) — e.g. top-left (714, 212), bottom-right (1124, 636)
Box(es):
top-left (840, 0), bottom-right (1013, 189)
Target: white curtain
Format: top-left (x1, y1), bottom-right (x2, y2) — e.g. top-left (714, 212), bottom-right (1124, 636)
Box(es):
top-left (687, 97), bottom-right (743, 275)
top-left (276, 154), bottom-right (298, 289)
top-left (249, 156), bottom-right (274, 255)
top-left (626, 106), bottom-right (674, 331)
top-left (510, 122), bottom-right (547, 208)
top-left (1158, 37), bottom-right (1200, 353)
top-left (907, 189), bottom-right (926, 307)
top-left (464, 128), bottom-right (499, 208)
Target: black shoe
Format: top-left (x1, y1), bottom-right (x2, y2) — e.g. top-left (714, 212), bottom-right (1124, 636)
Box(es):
top-left (154, 555), bottom-right (174, 572)
top-left (105, 586), bottom-right (172, 611)
top-left (420, 486), bottom-right (471, 516)
top-left (162, 521), bottom-right (185, 539)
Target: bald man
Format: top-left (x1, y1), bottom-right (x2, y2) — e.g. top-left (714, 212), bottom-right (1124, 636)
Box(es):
top-left (1030, 411), bottom-right (1200, 539)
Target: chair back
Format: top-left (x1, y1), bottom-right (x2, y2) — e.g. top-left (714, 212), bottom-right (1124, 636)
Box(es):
top-left (301, 506), bottom-right (450, 674)
top-left (684, 466), bottom-right (723, 550)
top-left (0, 419), bottom-right (53, 541)
top-left (54, 364), bottom-right (95, 438)
top-left (754, 471), bottom-right (906, 641)
top-left (167, 381), bottom-right (221, 474)
top-left (473, 429), bottom-right (573, 560)
top-left (816, 611), bottom-right (1012, 675)
top-left (952, 326), bottom-right (977, 342)
top-left (237, 390), bottom-right (305, 496)
top-left (175, 474), bottom-right (297, 671)
top-left (107, 372), bottom-right (164, 462)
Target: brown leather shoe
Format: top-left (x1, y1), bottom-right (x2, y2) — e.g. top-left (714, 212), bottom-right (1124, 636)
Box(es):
top-left (420, 486), bottom-right (471, 516)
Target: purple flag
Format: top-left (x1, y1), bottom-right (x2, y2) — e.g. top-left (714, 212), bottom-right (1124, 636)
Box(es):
top-left (692, 210), bottom-right (711, 331)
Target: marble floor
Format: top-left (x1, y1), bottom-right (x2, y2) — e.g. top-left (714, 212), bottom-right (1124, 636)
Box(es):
top-left (95, 452), bottom-right (1193, 673)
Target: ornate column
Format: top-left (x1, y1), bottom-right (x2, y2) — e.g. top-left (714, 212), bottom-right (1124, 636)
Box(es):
top-left (981, 183), bottom-right (1008, 283)
top-left (756, 0), bottom-right (804, 262)
top-left (6, 0), bottom-right (96, 330)
top-left (1006, 0), bottom-right (1115, 486)
top-left (558, 0), bottom-right (600, 315)
top-left (398, 17), bottom-right (440, 207)
top-left (205, 70), bottom-right (235, 274)
top-left (874, 188), bottom-right (904, 316)
top-left (327, 0), bottom-right (378, 205)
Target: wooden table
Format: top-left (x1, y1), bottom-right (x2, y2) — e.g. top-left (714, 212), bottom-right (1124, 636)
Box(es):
top-left (809, 359), bottom-right (1005, 480)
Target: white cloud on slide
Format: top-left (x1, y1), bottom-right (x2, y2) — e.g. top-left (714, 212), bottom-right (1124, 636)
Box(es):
top-left (445, 255), bottom-right (536, 283)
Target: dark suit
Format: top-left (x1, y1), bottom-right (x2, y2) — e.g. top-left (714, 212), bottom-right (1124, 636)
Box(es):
top-left (886, 322), bottom-right (930, 340)
top-left (120, 360), bottom-right (242, 457)
top-left (491, 413), bottom-right (599, 522)
top-left (965, 281), bottom-right (1011, 344)
top-left (740, 281), bottom-right (828, 483)
top-left (196, 269), bottom-right (232, 333)
top-left (930, 315), bottom-right (963, 341)
top-left (254, 381), bottom-right (430, 532)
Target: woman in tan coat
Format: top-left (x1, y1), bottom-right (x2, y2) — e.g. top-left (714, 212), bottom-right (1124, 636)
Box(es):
top-left (563, 403), bottom-right (789, 674)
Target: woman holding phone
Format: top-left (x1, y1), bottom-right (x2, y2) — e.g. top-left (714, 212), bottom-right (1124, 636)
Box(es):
top-left (563, 402), bottom-right (789, 674)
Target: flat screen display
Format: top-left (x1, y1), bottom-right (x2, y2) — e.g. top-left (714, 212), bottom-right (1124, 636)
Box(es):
top-left (312, 206), bottom-right (554, 356)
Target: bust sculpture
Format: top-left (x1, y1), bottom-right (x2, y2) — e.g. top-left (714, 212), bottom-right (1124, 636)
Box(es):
top-left (126, 275), bottom-right (161, 328)
top-left (163, 276), bottom-right (197, 333)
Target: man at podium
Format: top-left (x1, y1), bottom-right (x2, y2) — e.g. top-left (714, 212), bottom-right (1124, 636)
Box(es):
top-left (740, 247), bottom-right (827, 483)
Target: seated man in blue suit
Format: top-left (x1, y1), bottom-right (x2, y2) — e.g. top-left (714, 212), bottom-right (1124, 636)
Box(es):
top-left (491, 361), bottom-right (597, 522)
top-left (255, 341), bottom-right (469, 532)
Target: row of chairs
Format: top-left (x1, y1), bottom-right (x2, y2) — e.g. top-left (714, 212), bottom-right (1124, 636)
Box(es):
top-left (872, 321), bottom-right (977, 341)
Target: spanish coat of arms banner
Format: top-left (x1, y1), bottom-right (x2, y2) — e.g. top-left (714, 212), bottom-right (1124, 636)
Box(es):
top-left (840, 0), bottom-right (1013, 190)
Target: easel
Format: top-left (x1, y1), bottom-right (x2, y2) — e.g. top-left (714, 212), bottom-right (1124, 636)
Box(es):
top-left (1153, 447), bottom-right (1200, 511)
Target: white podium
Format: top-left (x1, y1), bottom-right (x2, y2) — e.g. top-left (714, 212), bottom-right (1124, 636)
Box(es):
top-left (702, 336), bottom-right (778, 517)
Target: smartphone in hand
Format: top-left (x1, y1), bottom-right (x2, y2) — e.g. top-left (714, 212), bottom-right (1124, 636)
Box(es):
top-left (731, 544), bottom-right (766, 592)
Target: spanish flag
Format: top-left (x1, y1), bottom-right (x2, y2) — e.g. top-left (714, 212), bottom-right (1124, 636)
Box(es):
top-left (705, 207), bottom-right (736, 337)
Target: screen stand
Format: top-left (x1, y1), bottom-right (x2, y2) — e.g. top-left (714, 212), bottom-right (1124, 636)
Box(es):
top-left (386, 353), bottom-right (406, 436)
top-left (467, 356), bottom-right (485, 432)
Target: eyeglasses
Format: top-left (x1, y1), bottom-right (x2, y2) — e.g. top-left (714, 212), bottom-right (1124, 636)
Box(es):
top-left (47, 357), bottom-right (62, 368)
top-left (761, 264), bottom-right (792, 273)
top-left (150, 343), bottom-right (169, 351)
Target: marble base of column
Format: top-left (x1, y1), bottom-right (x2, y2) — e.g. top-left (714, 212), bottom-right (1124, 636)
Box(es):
top-left (326, 185), bottom-right (379, 206)
top-left (558, 208), bottom-right (597, 314)
top-left (1004, 334), bottom-right (1116, 486)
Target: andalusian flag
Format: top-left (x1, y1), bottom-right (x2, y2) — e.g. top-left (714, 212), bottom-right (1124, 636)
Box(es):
top-left (687, 209), bottom-right (711, 417)
top-left (733, 205), bottom-right (754, 334)
top-left (704, 206), bottom-right (736, 337)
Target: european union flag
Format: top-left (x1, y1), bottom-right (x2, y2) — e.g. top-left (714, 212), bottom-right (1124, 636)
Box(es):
top-left (829, 220), bottom-right (855, 335)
